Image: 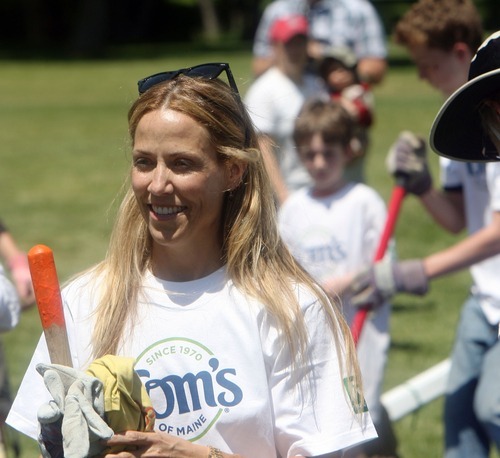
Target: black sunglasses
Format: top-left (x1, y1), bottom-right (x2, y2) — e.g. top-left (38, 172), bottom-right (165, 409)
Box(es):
top-left (137, 62), bottom-right (239, 95)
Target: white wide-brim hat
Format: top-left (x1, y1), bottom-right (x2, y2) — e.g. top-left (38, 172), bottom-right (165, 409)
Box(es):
top-left (430, 31), bottom-right (500, 161)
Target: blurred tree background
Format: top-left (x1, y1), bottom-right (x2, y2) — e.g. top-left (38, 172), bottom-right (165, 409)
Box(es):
top-left (0, 0), bottom-right (498, 58)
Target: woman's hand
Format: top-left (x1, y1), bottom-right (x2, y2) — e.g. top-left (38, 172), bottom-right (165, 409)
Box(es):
top-left (101, 431), bottom-right (209, 457)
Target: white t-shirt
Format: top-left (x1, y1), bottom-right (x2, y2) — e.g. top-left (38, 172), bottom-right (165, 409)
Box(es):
top-left (7, 267), bottom-right (376, 457)
top-left (278, 182), bottom-right (390, 421)
top-left (0, 263), bottom-right (20, 332)
top-left (440, 158), bottom-right (500, 324)
top-left (244, 67), bottom-right (327, 191)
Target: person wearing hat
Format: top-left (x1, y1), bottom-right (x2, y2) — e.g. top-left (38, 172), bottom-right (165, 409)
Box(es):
top-left (251, 0), bottom-right (387, 85)
top-left (345, 0), bottom-right (500, 454)
top-left (430, 33), bottom-right (500, 162)
top-left (244, 14), bottom-right (327, 204)
top-left (429, 31), bottom-right (500, 456)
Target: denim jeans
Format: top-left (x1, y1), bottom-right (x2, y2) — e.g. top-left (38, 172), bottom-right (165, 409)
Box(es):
top-left (444, 294), bottom-right (500, 457)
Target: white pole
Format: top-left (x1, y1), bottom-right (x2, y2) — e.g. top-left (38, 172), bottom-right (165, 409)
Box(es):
top-left (381, 358), bottom-right (451, 421)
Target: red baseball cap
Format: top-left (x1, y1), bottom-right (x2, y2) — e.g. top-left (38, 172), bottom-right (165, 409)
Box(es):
top-left (270, 15), bottom-right (308, 44)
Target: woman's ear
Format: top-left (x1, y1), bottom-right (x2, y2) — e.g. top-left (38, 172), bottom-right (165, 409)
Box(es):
top-left (227, 160), bottom-right (247, 191)
top-left (453, 42), bottom-right (474, 64)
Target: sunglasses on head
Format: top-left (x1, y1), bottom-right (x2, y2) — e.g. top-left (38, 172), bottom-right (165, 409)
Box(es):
top-left (137, 62), bottom-right (239, 95)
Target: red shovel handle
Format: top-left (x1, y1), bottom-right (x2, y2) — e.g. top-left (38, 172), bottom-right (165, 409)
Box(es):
top-left (351, 185), bottom-right (406, 345)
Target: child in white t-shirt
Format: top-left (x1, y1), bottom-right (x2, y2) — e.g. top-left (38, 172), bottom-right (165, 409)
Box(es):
top-left (278, 98), bottom-right (397, 458)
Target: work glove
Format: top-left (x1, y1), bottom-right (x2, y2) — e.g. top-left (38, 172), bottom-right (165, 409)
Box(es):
top-left (346, 257), bottom-right (429, 309)
top-left (386, 131), bottom-right (432, 196)
top-left (36, 363), bottom-right (114, 458)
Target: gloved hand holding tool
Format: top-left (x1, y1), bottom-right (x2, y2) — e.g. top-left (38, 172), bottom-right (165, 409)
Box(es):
top-left (348, 256), bottom-right (429, 309)
top-left (28, 245), bottom-right (155, 458)
top-left (36, 363), bottom-right (113, 458)
top-left (386, 130), bottom-right (432, 196)
top-left (28, 244), bottom-right (112, 458)
top-left (349, 131), bottom-right (431, 344)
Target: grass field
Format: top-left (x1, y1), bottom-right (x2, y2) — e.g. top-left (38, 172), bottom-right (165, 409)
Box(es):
top-left (0, 46), bottom-right (493, 457)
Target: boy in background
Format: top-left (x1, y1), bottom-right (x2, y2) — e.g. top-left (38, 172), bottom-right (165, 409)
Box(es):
top-left (347, 1), bottom-right (500, 456)
top-left (278, 98), bottom-right (398, 458)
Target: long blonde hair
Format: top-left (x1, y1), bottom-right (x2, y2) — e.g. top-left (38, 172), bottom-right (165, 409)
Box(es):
top-left (90, 74), bottom-right (363, 409)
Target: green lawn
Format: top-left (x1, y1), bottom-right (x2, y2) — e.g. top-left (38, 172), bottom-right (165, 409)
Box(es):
top-left (0, 49), bottom-right (492, 457)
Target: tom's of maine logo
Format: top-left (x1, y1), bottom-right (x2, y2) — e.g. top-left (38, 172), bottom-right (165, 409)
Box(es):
top-left (135, 337), bottom-right (243, 441)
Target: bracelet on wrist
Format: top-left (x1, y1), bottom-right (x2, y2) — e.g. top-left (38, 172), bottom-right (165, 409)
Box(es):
top-left (208, 446), bottom-right (223, 458)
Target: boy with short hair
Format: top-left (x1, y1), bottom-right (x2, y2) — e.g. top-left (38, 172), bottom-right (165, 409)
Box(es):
top-left (394, 0), bottom-right (483, 98)
top-left (347, 1), bottom-right (500, 456)
top-left (278, 98), bottom-right (398, 458)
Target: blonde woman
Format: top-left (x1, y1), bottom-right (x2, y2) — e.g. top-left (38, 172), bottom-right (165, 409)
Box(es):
top-left (8, 63), bottom-right (375, 458)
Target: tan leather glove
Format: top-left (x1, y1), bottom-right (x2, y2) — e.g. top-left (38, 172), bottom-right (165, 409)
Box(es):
top-left (386, 131), bottom-right (432, 195)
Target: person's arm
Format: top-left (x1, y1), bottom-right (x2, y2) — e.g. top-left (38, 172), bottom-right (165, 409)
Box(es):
top-left (307, 38), bottom-right (386, 85)
top-left (0, 229), bottom-right (23, 260)
top-left (103, 431), bottom-right (244, 457)
top-left (322, 273), bottom-right (355, 299)
top-left (357, 57), bottom-right (387, 85)
top-left (346, 210), bottom-right (500, 309)
top-left (354, 0), bottom-right (387, 85)
top-left (0, 230), bottom-right (35, 308)
top-left (386, 131), bottom-right (466, 233)
top-left (103, 431), bottom-right (342, 458)
top-left (418, 187), bottom-right (466, 234)
top-left (251, 1), bottom-right (278, 79)
top-left (424, 210), bottom-right (500, 279)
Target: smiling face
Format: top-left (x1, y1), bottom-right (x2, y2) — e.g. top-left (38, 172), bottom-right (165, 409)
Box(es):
top-left (131, 108), bottom-right (236, 275)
